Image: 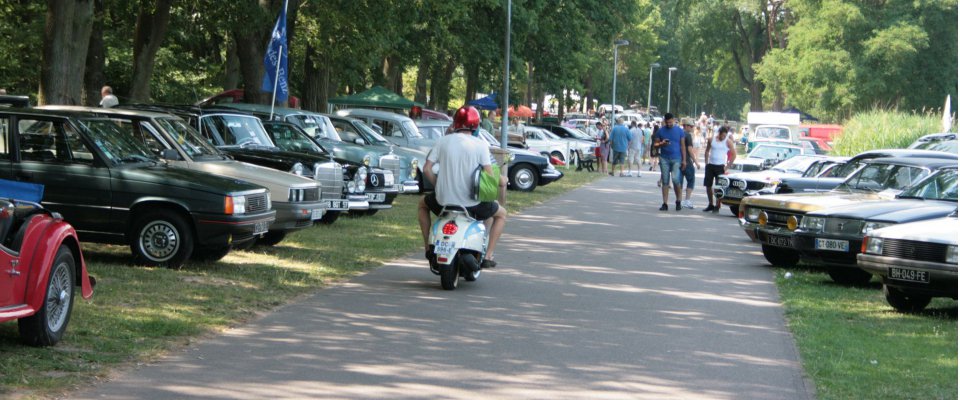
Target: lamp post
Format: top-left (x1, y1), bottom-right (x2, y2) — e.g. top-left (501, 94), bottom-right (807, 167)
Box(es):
top-left (647, 63), bottom-right (660, 112)
top-left (667, 67), bottom-right (677, 113)
top-left (611, 39), bottom-right (629, 126)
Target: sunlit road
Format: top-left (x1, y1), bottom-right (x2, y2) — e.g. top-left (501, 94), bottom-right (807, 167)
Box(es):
top-left (75, 173), bottom-right (813, 400)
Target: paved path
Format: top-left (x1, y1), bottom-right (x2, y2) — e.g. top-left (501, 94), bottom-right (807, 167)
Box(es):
top-left (74, 174), bottom-right (814, 400)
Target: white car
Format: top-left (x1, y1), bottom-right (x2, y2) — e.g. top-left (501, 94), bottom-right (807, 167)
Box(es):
top-left (510, 126), bottom-right (569, 162)
top-left (858, 212), bottom-right (958, 313)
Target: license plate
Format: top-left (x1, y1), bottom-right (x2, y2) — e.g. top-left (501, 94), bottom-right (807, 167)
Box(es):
top-left (434, 240), bottom-right (456, 256)
top-left (310, 208), bottom-right (324, 220)
top-left (367, 193), bottom-right (386, 202)
top-left (253, 220), bottom-right (270, 235)
top-left (726, 188), bottom-right (743, 198)
top-left (815, 238), bottom-right (849, 252)
top-left (888, 267), bottom-right (930, 283)
top-left (325, 200), bottom-right (349, 210)
top-left (766, 234), bottom-right (792, 247)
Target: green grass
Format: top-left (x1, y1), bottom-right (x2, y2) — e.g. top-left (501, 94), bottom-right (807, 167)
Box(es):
top-left (776, 268), bottom-right (957, 400)
top-left (0, 168), bottom-right (603, 399)
top-left (831, 110), bottom-right (948, 156)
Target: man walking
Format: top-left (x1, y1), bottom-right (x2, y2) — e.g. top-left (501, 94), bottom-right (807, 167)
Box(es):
top-left (681, 120), bottom-right (701, 208)
top-left (100, 86), bottom-right (119, 108)
top-left (627, 121), bottom-right (644, 177)
top-left (609, 117), bottom-right (633, 177)
top-left (702, 125), bottom-right (736, 212)
top-left (652, 113), bottom-right (686, 211)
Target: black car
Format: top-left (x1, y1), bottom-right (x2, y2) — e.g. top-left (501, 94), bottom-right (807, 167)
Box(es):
top-left (776, 149), bottom-right (958, 194)
top-left (793, 167), bottom-right (958, 285)
top-left (0, 108), bottom-right (276, 268)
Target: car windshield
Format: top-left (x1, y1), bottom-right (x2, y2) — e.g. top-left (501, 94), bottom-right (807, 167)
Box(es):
top-left (541, 129), bottom-right (562, 140)
top-left (754, 126), bottom-right (790, 140)
top-left (418, 124), bottom-right (447, 140)
top-left (565, 127), bottom-right (592, 140)
top-left (837, 163), bottom-right (930, 193)
top-left (748, 145), bottom-right (800, 160)
top-left (897, 169), bottom-right (958, 201)
top-left (914, 140), bottom-right (958, 154)
top-left (75, 118), bottom-right (159, 164)
top-left (201, 114), bottom-right (274, 148)
top-left (354, 120), bottom-right (391, 145)
top-left (286, 114), bottom-right (341, 141)
top-left (771, 156), bottom-right (818, 174)
top-left (479, 129), bottom-right (501, 146)
top-left (154, 117), bottom-right (221, 159)
top-left (263, 123), bottom-right (325, 154)
top-left (401, 120), bottom-right (424, 139)
top-left (829, 161), bottom-right (863, 177)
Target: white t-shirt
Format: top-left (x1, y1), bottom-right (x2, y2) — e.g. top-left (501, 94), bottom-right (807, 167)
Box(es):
top-left (100, 95), bottom-right (119, 108)
top-left (427, 133), bottom-right (492, 207)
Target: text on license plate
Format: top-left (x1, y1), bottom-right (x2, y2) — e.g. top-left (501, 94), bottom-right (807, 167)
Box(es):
top-left (310, 208), bottom-right (324, 220)
top-left (888, 267), bottom-right (930, 283)
top-left (367, 193), bottom-right (386, 202)
top-left (726, 188), bottom-right (742, 198)
top-left (815, 238), bottom-right (849, 252)
top-left (253, 220), bottom-right (270, 235)
top-left (434, 240), bottom-right (456, 256)
top-left (326, 200), bottom-right (349, 210)
top-left (766, 234), bottom-right (792, 247)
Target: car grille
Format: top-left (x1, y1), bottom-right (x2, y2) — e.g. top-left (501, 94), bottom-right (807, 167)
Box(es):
top-left (881, 239), bottom-right (949, 263)
top-left (745, 181), bottom-right (766, 191)
top-left (314, 162), bottom-right (346, 200)
top-left (246, 193), bottom-right (269, 214)
top-left (288, 187), bottom-right (320, 202)
top-left (762, 209), bottom-right (804, 228)
top-left (379, 154), bottom-right (403, 181)
top-left (823, 218), bottom-right (863, 235)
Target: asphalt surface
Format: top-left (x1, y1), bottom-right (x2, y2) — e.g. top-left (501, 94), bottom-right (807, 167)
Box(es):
top-left (74, 172), bottom-right (814, 400)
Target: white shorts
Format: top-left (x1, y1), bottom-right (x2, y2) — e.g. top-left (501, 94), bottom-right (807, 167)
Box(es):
top-left (627, 148), bottom-right (642, 164)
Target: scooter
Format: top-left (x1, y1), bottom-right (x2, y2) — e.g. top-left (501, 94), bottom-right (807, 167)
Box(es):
top-left (427, 205), bottom-right (488, 290)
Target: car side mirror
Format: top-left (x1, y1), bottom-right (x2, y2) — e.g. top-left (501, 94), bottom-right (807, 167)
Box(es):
top-left (160, 148), bottom-right (181, 161)
top-left (354, 138), bottom-right (365, 145)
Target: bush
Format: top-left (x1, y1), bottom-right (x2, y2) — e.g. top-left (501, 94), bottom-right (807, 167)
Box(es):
top-left (831, 110), bottom-right (948, 156)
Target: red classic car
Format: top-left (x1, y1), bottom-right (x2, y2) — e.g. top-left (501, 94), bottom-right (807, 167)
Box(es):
top-left (0, 194), bottom-right (94, 346)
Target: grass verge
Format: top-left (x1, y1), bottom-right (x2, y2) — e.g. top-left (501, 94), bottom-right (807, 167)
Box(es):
top-left (0, 169), bottom-right (604, 399)
top-left (775, 267), bottom-right (957, 400)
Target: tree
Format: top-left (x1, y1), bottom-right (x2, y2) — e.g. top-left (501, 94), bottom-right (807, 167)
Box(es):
top-left (39, 0), bottom-right (95, 105)
top-left (129, 0), bottom-right (174, 102)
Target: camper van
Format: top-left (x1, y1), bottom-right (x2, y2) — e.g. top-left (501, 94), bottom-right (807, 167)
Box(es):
top-left (745, 112), bottom-right (801, 152)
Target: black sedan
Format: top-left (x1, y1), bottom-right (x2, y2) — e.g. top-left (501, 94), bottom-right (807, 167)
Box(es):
top-left (776, 149), bottom-right (958, 194)
top-left (793, 167), bottom-right (958, 285)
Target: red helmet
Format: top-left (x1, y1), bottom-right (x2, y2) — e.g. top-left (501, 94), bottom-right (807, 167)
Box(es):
top-left (452, 106), bottom-right (481, 131)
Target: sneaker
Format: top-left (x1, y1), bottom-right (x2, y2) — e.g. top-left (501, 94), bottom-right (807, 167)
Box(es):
top-left (702, 205), bottom-right (715, 212)
top-left (481, 259), bottom-right (497, 269)
top-left (659, 203), bottom-right (668, 211)
top-left (657, 180), bottom-right (662, 188)
top-left (684, 200), bottom-right (694, 209)
top-left (675, 201), bottom-right (682, 211)
top-left (712, 206), bottom-right (720, 213)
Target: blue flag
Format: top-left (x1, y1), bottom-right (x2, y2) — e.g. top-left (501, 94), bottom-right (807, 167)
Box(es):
top-left (261, 0), bottom-right (288, 102)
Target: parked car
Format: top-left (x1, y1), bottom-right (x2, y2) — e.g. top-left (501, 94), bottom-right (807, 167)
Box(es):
top-left (794, 167), bottom-right (958, 285)
top-left (41, 105), bottom-right (327, 250)
top-left (0, 108), bottom-right (276, 268)
top-left (337, 108), bottom-right (435, 154)
top-left (195, 89), bottom-right (300, 109)
top-left (530, 123), bottom-right (597, 166)
top-left (908, 132), bottom-right (956, 150)
top-left (859, 212), bottom-right (958, 313)
top-left (775, 149), bottom-right (958, 194)
top-left (261, 121), bottom-right (399, 215)
top-left (731, 142), bottom-right (811, 172)
top-left (415, 118), bottom-right (451, 141)
top-left (0, 195), bottom-right (95, 346)
top-left (477, 129), bottom-right (563, 191)
top-left (216, 103), bottom-right (425, 194)
top-left (715, 155), bottom-right (831, 215)
top-left (508, 125), bottom-right (569, 161)
top-left (739, 157), bottom-right (956, 267)
top-left (799, 137), bottom-right (831, 154)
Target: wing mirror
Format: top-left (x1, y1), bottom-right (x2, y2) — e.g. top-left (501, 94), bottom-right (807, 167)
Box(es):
top-left (354, 138), bottom-right (365, 145)
top-left (160, 148), bottom-right (181, 161)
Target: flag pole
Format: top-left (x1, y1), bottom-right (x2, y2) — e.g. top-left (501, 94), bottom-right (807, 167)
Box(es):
top-left (270, 44), bottom-right (282, 120)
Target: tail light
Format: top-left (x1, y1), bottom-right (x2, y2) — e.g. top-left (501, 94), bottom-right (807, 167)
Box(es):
top-left (738, 208), bottom-right (744, 219)
top-left (442, 221), bottom-right (458, 235)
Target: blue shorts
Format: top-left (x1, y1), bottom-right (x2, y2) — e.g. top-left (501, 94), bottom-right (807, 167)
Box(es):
top-left (659, 157), bottom-right (682, 186)
top-left (683, 164), bottom-right (696, 189)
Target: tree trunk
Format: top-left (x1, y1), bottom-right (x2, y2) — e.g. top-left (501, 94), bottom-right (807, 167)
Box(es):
top-left (464, 63), bottom-right (479, 104)
top-left (222, 36), bottom-right (240, 90)
top-left (383, 55), bottom-right (402, 93)
top-left (583, 75), bottom-right (593, 113)
top-left (129, 0), bottom-right (173, 102)
top-left (525, 62), bottom-right (533, 108)
top-left (414, 57), bottom-right (428, 104)
top-left (302, 45), bottom-right (321, 112)
top-left (39, 0), bottom-right (95, 105)
top-left (233, 28), bottom-right (270, 104)
top-left (82, 0), bottom-right (105, 106)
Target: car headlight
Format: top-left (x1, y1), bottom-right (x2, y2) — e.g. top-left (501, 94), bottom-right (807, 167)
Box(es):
top-left (863, 237), bottom-right (884, 255)
top-left (800, 216), bottom-right (825, 232)
top-left (786, 216), bottom-right (800, 231)
top-left (363, 154), bottom-right (372, 166)
top-left (758, 211), bottom-right (768, 226)
top-left (861, 221), bottom-right (892, 235)
top-left (290, 162), bottom-right (305, 176)
top-left (347, 181), bottom-right (357, 193)
top-left (409, 159), bottom-right (419, 179)
top-left (356, 167), bottom-right (367, 192)
top-left (383, 170), bottom-right (395, 187)
top-left (225, 195), bottom-right (246, 215)
top-left (717, 177), bottom-right (729, 188)
top-left (947, 245), bottom-right (958, 264)
top-left (745, 207), bottom-right (761, 222)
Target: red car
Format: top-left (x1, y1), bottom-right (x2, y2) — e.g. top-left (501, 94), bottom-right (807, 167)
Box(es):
top-left (196, 89), bottom-right (301, 108)
top-left (0, 197), bottom-right (94, 346)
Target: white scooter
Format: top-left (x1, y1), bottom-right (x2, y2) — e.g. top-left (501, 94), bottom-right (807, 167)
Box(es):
top-left (427, 205), bottom-right (488, 290)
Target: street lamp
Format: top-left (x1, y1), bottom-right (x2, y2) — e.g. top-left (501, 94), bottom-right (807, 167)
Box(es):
top-left (647, 63), bottom-right (660, 112)
top-left (667, 67), bottom-right (677, 114)
top-left (611, 39), bottom-right (629, 126)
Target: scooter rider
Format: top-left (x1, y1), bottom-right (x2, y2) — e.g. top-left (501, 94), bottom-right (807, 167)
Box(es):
top-left (418, 106), bottom-right (507, 269)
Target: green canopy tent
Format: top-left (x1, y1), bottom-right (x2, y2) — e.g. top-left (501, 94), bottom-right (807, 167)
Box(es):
top-left (327, 86), bottom-right (424, 110)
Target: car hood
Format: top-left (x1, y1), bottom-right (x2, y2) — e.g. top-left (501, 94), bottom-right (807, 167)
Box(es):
top-left (807, 199), bottom-right (958, 221)
top-left (118, 164), bottom-right (264, 194)
top-left (870, 217), bottom-right (958, 245)
top-left (726, 169), bottom-right (801, 183)
top-left (743, 191), bottom-right (896, 212)
top-left (735, 158), bottom-right (765, 166)
top-left (221, 147), bottom-right (334, 166)
top-left (185, 159), bottom-right (319, 191)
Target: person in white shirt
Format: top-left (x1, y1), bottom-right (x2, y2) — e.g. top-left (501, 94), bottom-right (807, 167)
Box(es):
top-left (627, 121), bottom-right (644, 177)
top-left (418, 106), bottom-right (507, 269)
top-left (702, 126), bottom-right (737, 212)
top-left (99, 86), bottom-right (119, 108)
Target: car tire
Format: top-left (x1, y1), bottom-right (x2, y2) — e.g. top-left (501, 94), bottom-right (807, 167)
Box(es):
top-left (191, 246), bottom-right (232, 263)
top-left (317, 210), bottom-right (340, 225)
top-left (510, 164), bottom-right (538, 192)
top-left (130, 210), bottom-right (194, 269)
top-left (18, 245), bottom-right (76, 347)
top-left (761, 244), bottom-right (800, 267)
top-left (883, 284), bottom-right (931, 313)
top-left (827, 268), bottom-right (872, 286)
top-left (258, 230), bottom-right (287, 247)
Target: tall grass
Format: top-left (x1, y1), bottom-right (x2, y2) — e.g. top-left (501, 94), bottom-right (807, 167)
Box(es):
top-left (831, 109), bottom-right (948, 156)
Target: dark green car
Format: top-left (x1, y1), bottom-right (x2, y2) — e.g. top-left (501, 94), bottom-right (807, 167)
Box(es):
top-left (0, 108), bottom-right (276, 268)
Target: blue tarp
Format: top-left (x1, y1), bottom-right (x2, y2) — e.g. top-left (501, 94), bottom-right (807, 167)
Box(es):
top-left (468, 93), bottom-right (498, 110)
top-left (0, 179), bottom-right (43, 203)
